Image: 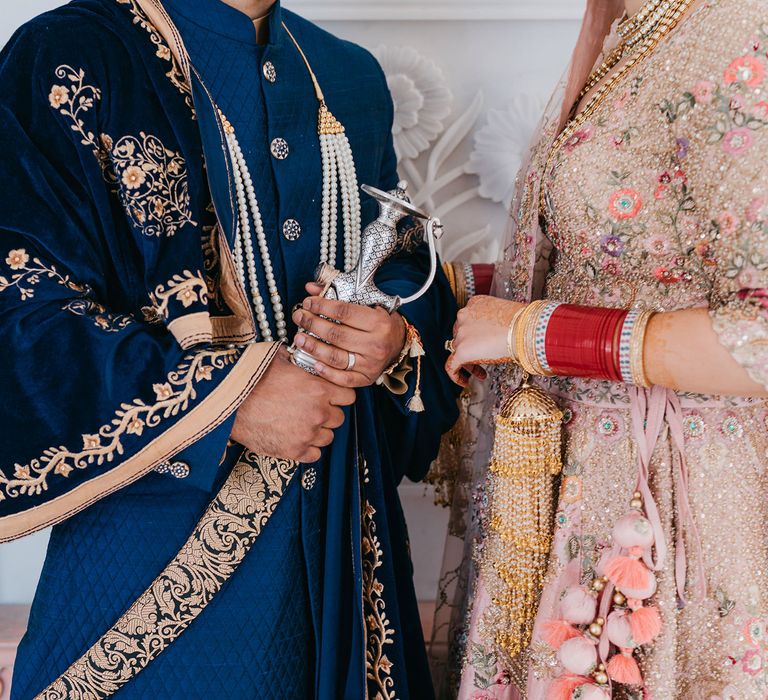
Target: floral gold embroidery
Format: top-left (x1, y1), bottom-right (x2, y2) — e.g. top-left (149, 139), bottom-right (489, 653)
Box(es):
top-left (0, 248), bottom-right (88, 300)
top-left (48, 66), bottom-right (112, 176)
top-left (201, 209), bottom-right (220, 273)
top-left (0, 349), bottom-right (239, 500)
top-left (116, 0), bottom-right (194, 113)
top-left (63, 298), bottom-right (134, 333)
top-left (36, 451), bottom-right (297, 700)
top-left (201, 221), bottom-right (222, 306)
top-left (0, 248), bottom-right (134, 331)
top-left (361, 478), bottom-right (397, 700)
top-left (109, 132), bottom-right (197, 237)
top-left (5, 249), bottom-right (29, 270)
top-left (144, 269), bottom-right (208, 321)
top-left (49, 66), bottom-right (196, 238)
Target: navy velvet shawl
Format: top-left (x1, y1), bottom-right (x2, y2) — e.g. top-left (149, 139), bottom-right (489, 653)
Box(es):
top-left (2, 1), bottom-right (459, 698)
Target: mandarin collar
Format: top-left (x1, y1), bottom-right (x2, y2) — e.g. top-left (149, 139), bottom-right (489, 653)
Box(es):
top-left (160, 0), bottom-right (283, 46)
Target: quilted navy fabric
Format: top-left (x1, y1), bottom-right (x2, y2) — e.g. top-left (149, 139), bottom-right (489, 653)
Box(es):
top-left (4, 1), bottom-right (460, 697)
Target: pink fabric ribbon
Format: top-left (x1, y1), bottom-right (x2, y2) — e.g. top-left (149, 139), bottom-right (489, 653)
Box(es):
top-left (628, 386), bottom-right (706, 604)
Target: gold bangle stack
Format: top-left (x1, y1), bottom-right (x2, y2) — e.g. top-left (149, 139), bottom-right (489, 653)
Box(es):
top-left (630, 310), bottom-right (654, 388)
top-left (442, 261), bottom-right (469, 309)
top-left (509, 301), bottom-right (554, 378)
top-left (506, 307), bottom-right (526, 363)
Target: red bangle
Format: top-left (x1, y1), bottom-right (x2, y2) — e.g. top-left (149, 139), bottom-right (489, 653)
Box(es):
top-left (544, 305), bottom-right (628, 381)
top-left (470, 264), bottom-right (495, 297)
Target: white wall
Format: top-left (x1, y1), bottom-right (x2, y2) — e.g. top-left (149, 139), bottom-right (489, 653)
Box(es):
top-left (0, 0), bottom-right (581, 605)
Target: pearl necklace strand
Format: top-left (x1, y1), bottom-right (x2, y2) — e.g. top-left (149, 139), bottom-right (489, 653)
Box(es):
top-left (216, 24), bottom-right (362, 343)
top-left (289, 20), bottom-right (362, 273)
top-left (319, 106), bottom-right (362, 272)
top-left (225, 126), bottom-right (286, 342)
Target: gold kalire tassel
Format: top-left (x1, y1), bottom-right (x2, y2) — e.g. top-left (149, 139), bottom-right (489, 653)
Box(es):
top-left (479, 376), bottom-right (563, 661)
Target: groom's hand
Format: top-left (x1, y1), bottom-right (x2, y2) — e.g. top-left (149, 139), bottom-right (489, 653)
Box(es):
top-left (232, 346), bottom-right (356, 463)
top-left (292, 283), bottom-right (406, 388)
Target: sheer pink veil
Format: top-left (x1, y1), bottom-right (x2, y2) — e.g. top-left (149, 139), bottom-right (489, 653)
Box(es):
top-left (428, 2), bottom-right (624, 696)
top-left (493, 0), bottom-right (624, 303)
top-left (563, 0), bottom-right (625, 126)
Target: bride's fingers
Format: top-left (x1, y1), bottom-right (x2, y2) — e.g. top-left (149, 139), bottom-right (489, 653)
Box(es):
top-left (445, 356), bottom-right (461, 385)
top-left (445, 356), bottom-right (469, 388)
top-left (469, 365), bottom-right (488, 381)
top-left (448, 341), bottom-right (489, 383)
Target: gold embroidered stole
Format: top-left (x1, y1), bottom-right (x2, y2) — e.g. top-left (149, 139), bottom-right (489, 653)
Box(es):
top-left (359, 460), bottom-right (398, 700)
top-left (36, 452), bottom-right (297, 699)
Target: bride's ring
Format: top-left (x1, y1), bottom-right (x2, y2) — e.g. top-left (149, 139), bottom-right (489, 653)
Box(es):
top-left (346, 352), bottom-right (356, 371)
top-left (445, 339), bottom-right (455, 354)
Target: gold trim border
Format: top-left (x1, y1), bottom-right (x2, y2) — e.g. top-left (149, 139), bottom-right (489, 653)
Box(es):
top-left (168, 311), bottom-right (214, 349)
top-left (36, 450), bottom-right (297, 699)
top-left (0, 342), bottom-right (279, 543)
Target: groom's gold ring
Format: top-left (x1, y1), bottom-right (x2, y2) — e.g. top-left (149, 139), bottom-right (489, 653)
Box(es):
top-left (445, 339), bottom-right (455, 354)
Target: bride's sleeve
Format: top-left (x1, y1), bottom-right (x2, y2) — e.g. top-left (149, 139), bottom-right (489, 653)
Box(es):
top-left (705, 109), bottom-right (768, 389)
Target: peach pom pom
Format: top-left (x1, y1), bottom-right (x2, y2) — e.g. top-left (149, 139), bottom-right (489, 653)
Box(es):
top-left (621, 571), bottom-right (657, 601)
top-left (541, 620), bottom-right (582, 650)
top-left (605, 610), bottom-right (636, 649)
top-left (604, 555), bottom-right (650, 591)
top-left (607, 649), bottom-right (643, 685)
top-left (558, 636), bottom-right (598, 676)
top-left (629, 604), bottom-right (662, 645)
top-left (549, 674), bottom-right (593, 700)
top-left (612, 511), bottom-right (655, 549)
top-left (560, 586), bottom-right (598, 625)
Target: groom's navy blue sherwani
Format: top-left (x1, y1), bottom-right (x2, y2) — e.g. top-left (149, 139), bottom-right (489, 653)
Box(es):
top-left (1, 1), bottom-right (458, 697)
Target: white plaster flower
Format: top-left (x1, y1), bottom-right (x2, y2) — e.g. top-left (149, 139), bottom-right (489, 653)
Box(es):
top-left (467, 94), bottom-right (546, 210)
top-left (374, 45), bottom-right (453, 162)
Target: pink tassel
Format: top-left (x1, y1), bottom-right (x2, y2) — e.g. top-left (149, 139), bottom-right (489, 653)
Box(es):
top-left (604, 556), bottom-right (650, 590)
top-left (541, 620), bottom-right (581, 650)
top-left (607, 649), bottom-right (643, 685)
top-left (549, 674), bottom-right (593, 700)
top-left (629, 604), bottom-right (662, 645)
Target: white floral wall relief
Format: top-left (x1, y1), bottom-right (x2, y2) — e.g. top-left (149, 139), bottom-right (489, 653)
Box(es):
top-left (375, 46), bottom-right (453, 162)
top-left (375, 44), bottom-right (547, 264)
top-left (467, 94), bottom-right (547, 211)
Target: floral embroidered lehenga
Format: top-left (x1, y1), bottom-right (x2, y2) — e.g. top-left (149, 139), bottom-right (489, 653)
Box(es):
top-left (432, 1), bottom-right (768, 698)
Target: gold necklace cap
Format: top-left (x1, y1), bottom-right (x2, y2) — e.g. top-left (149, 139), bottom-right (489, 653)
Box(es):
top-left (318, 102), bottom-right (345, 136)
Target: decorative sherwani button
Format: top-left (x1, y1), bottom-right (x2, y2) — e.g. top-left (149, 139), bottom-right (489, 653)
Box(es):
top-left (283, 219), bottom-right (301, 241)
top-left (154, 461), bottom-right (190, 479)
top-left (301, 468), bottom-right (317, 491)
top-left (270, 138), bottom-right (289, 160)
top-left (263, 61), bottom-right (277, 83)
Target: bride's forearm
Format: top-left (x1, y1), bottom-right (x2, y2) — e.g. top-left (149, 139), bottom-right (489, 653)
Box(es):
top-left (448, 296), bottom-right (768, 398)
top-left (645, 308), bottom-right (767, 397)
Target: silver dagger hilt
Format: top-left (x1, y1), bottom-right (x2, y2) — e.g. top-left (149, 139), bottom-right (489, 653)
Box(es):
top-left (289, 180), bottom-right (443, 374)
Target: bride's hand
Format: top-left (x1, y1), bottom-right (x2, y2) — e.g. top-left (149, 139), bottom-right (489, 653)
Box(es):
top-left (446, 295), bottom-right (524, 386)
